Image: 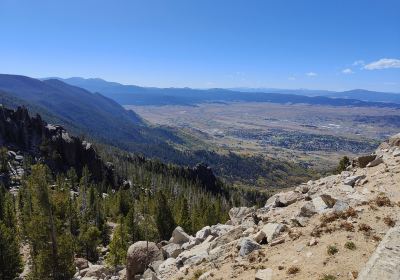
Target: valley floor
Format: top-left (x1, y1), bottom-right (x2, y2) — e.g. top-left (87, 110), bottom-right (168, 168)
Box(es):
top-left (128, 102), bottom-right (400, 172)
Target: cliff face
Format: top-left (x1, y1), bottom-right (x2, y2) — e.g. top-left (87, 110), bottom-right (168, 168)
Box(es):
top-left (138, 133), bottom-right (400, 280)
top-left (0, 106), bottom-right (117, 187)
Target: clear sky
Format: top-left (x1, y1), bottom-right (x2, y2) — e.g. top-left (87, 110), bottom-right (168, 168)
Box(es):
top-left (0, 0), bottom-right (399, 92)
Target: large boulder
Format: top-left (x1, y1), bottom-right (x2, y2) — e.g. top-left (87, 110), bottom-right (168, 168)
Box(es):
top-left (299, 201), bottom-right (317, 217)
top-left (210, 224), bottom-right (234, 237)
top-left (275, 191), bottom-right (303, 207)
top-left (352, 155), bottom-right (376, 168)
top-left (229, 207), bottom-right (254, 225)
top-left (84, 265), bottom-right (110, 278)
top-left (265, 191), bottom-right (302, 208)
top-left (170, 226), bottom-right (190, 244)
top-left (126, 241), bottom-right (163, 280)
top-left (343, 175), bottom-right (366, 186)
top-left (312, 194), bottom-right (336, 213)
top-left (161, 243), bottom-right (182, 258)
top-left (260, 223), bottom-right (286, 243)
top-left (239, 238), bottom-right (261, 257)
top-left (74, 257), bottom-right (90, 270)
top-left (195, 226), bottom-right (211, 241)
top-left (210, 226), bottom-right (243, 249)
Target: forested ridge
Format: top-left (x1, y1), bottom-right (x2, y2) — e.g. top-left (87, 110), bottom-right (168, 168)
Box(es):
top-left (0, 106), bottom-right (271, 279)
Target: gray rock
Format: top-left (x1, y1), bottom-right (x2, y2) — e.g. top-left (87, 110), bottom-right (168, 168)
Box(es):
top-left (275, 191), bottom-right (303, 207)
top-left (291, 216), bottom-right (309, 227)
top-left (393, 149), bottom-right (400, 157)
top-left (343, 175), bottom-right (366, 186)
top-left (84, 265), bottom-right (110, 278)
top-left (162, 243), bottom-right (182, 258)
top-left (142, 268), bottom-right (160, 280)
top-left (229, 207), bottom-right (254, 225)
top-left (210, 224), bottom-right (234, 237)
top-left (299, 201), bottom-right (317, 217)
top-left (239, 238), bottom-right (261, 257)
top-left (367, 156), bottom-right (384, 167)
top-left (312, 194), bottom-right (336, 213)
top-left (358, 226), bottom-right (400, 280)
top-left (158, 258), bottom-right (179, 280)
top-left (255, 268), bottom-right (273, 280)
top-left (333, 200), bottom-right (350, 213)
top-left (170, 226), bottom-right (191, 244)
top-left (195, 226), bottom-right (211, 240)
top-left (210, 226), bottom-right (243, 249)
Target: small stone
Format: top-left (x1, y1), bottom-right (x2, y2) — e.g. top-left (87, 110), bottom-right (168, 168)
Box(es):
top-left (255, 268), bottom-right (273, 280)
top-left (308, 238), bottom-right (318, 246)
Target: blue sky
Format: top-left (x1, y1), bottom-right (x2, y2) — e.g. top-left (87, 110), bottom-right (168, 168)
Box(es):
top-left (0, 0), bottom-right (399, 91)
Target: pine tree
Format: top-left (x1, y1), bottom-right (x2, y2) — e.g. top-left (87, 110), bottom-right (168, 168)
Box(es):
top-left (79, 225), bottom-right (101, 262)
top-left (155, 191), bottom-right (176, 240)
top-left (0, 222), bottom-right (22, 280)
top-left (107, 217), bottom-right (129, 267)
top-left (178, 197), bottom-right (192, 234)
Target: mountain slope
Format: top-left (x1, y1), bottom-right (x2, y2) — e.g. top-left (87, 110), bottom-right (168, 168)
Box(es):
top-left (57, 77), bottom-right (400, 107)
top-left (0, 74), bottom-right (316, 189)
top-left (146, 133), bottom-right (400, 280)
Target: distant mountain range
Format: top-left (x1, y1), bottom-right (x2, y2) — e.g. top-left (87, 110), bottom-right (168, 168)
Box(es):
top-left (53, 77), bottom-right (400, 106)
top-left (0, 74), bottom-right (186, 154)
top-left (230, 87), bottom-right (400, 104)
top-left (0, 74), bottom-right (316, 187)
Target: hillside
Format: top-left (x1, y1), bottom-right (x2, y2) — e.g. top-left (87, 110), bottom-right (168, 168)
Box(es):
top-left (125, 133), bottom-right (399, 280)
top-left (0, 74), bottom-right (316, 189)
top-left (56, 77), bottom-right (400, 107)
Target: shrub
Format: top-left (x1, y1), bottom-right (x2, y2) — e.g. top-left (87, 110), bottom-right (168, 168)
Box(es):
top-left (191, 269), bottom-right (205, 280)
top-left (374, 195), bottom-right (392, 207)
top-left (340, 221), bottom-right (354, 232)
top-left (344, 241), bottom-right (356, 250)
top-left (383, 216), bottom-right (396, 227)
top-left (320, 275), bottom-right (336, 280)
top-left (287, 266), bottom-right (300, 275)
top-left (358, 223), bottom-right (372, 233)
top-left (372, 235), bottom-right (382, 242)
top-left (327, 245), bottom-right (338, 255)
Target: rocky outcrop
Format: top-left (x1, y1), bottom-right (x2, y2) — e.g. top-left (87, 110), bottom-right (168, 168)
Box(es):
top-left (0, 106), bottom-right (118, 187)
top-left (126, 241), bottom-right (163, 280)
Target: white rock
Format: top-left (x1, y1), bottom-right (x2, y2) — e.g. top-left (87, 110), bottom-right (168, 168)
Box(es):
top-left (255, 268), bottom-right (273, 280)
top-left (260, 223), bottom-right (286, 243)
